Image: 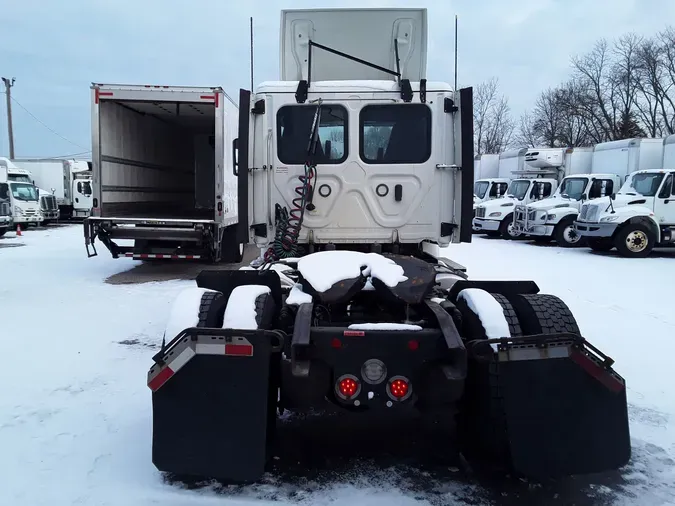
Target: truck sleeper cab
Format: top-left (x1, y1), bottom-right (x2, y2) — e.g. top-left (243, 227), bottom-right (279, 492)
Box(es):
top-left (240, 80), bottom-right (473, 254)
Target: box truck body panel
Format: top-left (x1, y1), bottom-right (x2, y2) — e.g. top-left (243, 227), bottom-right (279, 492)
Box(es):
top-left (86, 84), bottom-right (239, 261)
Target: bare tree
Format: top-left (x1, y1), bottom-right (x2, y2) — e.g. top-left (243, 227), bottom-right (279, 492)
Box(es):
top-left (473, 78), bottom-right (515, 154)
top-left (656, 27), bottom-right (675, 134)
top-left (514, 111), bottom-right (540, 147)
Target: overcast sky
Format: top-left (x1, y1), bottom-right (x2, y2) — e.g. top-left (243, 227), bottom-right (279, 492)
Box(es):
top-left (1, 0), bottom-right (673, 159)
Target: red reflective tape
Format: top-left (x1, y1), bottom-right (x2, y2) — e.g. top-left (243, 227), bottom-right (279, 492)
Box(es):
top-left (214, 93), bottom-right (219, 107)
top-left (571, 350), bottom-right (624, 393)
top-left (139, 254), bottom-right (149, 259)
top-left (200, 95), bottom-right (215, 101)
top-left (225, 344), bottom-right (253, 356)
top-left (148, 367), bottom-right (174, 391)
top-left (343, 330), bottom-right (365, 336)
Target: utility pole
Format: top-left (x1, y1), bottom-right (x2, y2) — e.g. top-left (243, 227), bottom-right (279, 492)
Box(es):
top-left (2, 77), bottom-right (15, 159)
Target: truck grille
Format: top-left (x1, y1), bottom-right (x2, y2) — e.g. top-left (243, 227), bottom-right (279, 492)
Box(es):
top-left (41, 195), bottom-right (57, 211)
top-left (528, 209), bottom-right (537, 220)
top-left (0, 201), bottom-right (9, 217)
top-left (580, 204), bottom-right (599, 222)
top-left (475, 207), bottom-right (485, 218)
top-left (579, 204), bottom-right (589, 220)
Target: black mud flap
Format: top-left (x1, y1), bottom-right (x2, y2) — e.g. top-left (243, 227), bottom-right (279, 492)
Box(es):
top-left (150, 327), bottom-right (283, 483)
top-left (488, 334), bottom-right (631, 478)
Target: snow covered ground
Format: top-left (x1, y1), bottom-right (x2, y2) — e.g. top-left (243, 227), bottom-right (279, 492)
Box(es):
top-left (1, 225), bottom-right (674, 506)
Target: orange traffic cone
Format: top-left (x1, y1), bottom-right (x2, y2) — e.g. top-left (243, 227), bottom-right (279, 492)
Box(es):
top-left (16, 224), bottom-right (22, 236)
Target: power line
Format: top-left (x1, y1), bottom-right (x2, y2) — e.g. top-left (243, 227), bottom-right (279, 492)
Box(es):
top-left (15, 150), bottom-right (92, 160)
top-left (2, 92), bottom-right (88, 150)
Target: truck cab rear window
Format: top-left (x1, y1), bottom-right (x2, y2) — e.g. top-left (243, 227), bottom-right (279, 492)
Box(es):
top-left (277, 105), bottom-right (348, 165)
top-left (359, 104), bottom-right (431, 164)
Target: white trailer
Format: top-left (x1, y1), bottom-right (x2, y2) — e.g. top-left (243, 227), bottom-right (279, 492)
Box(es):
top-left (13, 158), bottom-right (93, 219)
top-left (83, 84), bottom-right (240, 262)
top-left (591, 138), bottom-right (664, 182)
top-left (663, 134), bottom-right (675, 169)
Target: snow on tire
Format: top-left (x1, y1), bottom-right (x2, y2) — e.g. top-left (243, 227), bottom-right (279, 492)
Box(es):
top-left (223, 285), bottom-right (273, 330)
top-left (164, 287), bottom-right (225, 340)
top-left (507, 293), bottom-right (580, 336)
top-left (455, 288), bottom-right (519, 345)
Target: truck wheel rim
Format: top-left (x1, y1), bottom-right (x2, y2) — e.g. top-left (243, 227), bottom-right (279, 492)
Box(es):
top-left (508, 222), bottom-right (520, 237)
top-left (564, 225), bottom-right (580, 244)
top-left (626, 231), bottom-right (648, 252)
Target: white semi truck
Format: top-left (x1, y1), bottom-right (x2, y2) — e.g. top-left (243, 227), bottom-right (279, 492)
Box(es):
top-left (0, 157), bottom-right (43, 228)
top-left (574, 135), bottom-right (675, 257)
top-left (148, 7), bottom-right (629, 486)
top-left (510, 147), bottom-right (622, 247)
top-left (83, 84), bottom-right (240, 261)
top-left (13, 158), bottom-right (93, 219)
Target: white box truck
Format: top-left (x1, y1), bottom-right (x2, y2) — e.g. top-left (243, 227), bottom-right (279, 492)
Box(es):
top-left (84, 84), bottom-right (241, 261)
top-left (13, 158), bottom-right (93, 220)
top-left (663, 134), bottom-right (675, 169)
top-left (473, 154), bottom-right (506, 207)
top-left (473, 147), bottom-right (561, 239)
top-left (591, 138), bottom-right (664, 181)
top-left (0, 157), bottom-right (43, 228)
top-left (511, 147), bottom-right (626, 247)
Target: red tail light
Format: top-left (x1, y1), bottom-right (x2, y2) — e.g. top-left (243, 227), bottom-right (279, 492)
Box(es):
top-left (335, 374), bottom-right (361, 400)
top-left (387, 376), bottom-right (412, 401)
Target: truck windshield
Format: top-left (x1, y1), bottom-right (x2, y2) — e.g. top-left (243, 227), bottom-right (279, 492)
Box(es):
top-left (507, 180), bottom-right (530, 200)
top-left (559, 177), bottom-right (588, 200)
top-left (474, 181), bottom-right (489, 198)
top-left (619, 172), bottom-right (664, 197)
top-left (10, 182), bottom-right (39, 201)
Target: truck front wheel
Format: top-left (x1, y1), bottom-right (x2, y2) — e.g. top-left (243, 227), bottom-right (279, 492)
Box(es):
top-left (553, 218), bottom-right (584, 248)
top-left (614, 223), bottom-right (656, 258)
top-left (499, 214), bottom-right (519, 240)
top-left (587, 237), bottom-right (613, 252)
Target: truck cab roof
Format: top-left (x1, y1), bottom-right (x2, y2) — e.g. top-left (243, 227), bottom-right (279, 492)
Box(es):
top-left (255, 80), bottom-right (452, 95)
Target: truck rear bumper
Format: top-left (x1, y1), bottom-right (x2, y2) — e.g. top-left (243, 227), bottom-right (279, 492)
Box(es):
top-left (574, 221), bottom-right (618, 237)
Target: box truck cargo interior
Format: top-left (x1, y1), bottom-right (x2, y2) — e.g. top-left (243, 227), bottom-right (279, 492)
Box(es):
top-left (98, 99), bottom-right (216, 219)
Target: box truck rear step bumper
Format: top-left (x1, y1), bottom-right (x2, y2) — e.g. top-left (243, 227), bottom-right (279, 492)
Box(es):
top-left (463, 333), bottom-right (631, 479)
top-left (149, 327), bottom-right (284, 483)
top-left (107, 226), bottom-right (204, 242)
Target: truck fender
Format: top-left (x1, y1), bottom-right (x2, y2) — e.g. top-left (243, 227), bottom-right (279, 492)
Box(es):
top-left (616, 214), bottom-right (661, 242)
top-left (549, 209), bottom-right (578, 224)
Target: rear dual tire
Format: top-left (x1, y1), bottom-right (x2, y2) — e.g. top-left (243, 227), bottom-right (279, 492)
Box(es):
top-left (455, 291), bottom-right (580, 473)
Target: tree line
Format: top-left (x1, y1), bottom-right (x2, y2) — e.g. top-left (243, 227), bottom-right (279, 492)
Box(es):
top-left (474, 26), bottom-right (675, 155)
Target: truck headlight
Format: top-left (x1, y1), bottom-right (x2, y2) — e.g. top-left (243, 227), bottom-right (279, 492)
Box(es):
top-left (489, 212), bottom-right (502, 217)
top-left (546, 213), bottom-right (556, 220)
top-left (600, 215), bottom-right (620, 222)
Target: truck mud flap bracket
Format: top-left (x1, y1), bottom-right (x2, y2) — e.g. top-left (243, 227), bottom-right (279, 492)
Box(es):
top-left (149, 327), bottom-right (284, 483)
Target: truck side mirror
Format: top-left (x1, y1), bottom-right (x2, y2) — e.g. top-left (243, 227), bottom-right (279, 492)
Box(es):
top-left (580, 193), bottom-right (587, 201)
top-left (610, 193), bottom-right (616, 200)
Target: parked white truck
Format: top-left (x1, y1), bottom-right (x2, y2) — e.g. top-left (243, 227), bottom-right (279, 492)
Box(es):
top-left (83, 84), bottom-right (240, 261)
top-left (473, 148), bottom-right (560, 239)
top-left (510, 147), bottom-right (621, 247)
top-left (13, 158), bottom-right (92, 219)
top-left (0, 157), bottom-right (43, 228)
top-left (473, 154), bottom-right (506, 207)
top-left (574, 135), bottom-right (675, 257)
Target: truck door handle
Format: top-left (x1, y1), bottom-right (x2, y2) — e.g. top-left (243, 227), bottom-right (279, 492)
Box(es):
top-left (232, 138), bottom-right (239, 176)
top-left (666, 199), bottom-right (672, 204)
